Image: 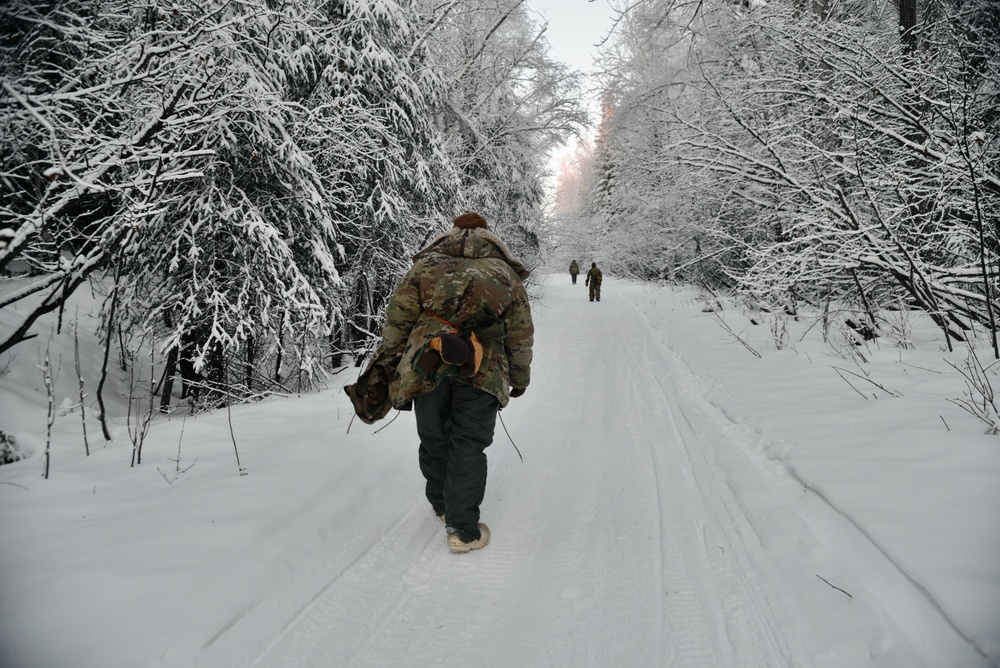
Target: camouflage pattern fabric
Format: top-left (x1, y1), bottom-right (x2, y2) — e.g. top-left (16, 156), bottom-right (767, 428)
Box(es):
top-left (343, 351), bottom-right (393, 424)
top-left (380, 227), bottom-right (534, 408)
top-left (569, 260), bottom-right (579, 275)
top-left (586, 266), bottom-right (603, 301)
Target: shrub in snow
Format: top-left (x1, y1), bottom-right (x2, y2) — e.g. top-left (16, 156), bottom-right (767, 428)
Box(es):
top-left (0, 430), bottom-right (24, 465)
top-left (948, 348), bottom-right (1000, 436)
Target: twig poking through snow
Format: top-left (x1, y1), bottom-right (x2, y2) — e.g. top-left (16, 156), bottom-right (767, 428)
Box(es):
top-left (74, 312), bottom-right (89, 456)
top-left (226, 392), bottom-right (247, 476)
top-left (158, 418), bottom-right (196, 486)
top-left (817, 574), bottom-right (852, 599)
top-left (41, 336), bottom-right (54, 479)
top-left (711, 314), bottom-right (762, 358)
top-left (946, 347), bottom-right (1000, 435)
top-left (831, 366), bottom-right (901, 399)
top-left (832, 367), bottom-right (868, 400)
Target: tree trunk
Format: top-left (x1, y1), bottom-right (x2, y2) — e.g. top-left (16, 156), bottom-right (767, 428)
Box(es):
top-left (159, 346), bottom-right (178, 413)
top-left (96, 264), bottom-right (122, 441)
top-left (274, 313), bottom-right (285, 383)
top-left (245, 334), bottom-right (254, 393)
top-left (899, 0), bottom-right (918, 52)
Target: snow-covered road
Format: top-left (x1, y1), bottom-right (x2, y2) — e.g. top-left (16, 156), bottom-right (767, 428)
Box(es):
top-left (2, 277), bottom-right (995, 668)
top-left (199, 279), bottom-right (982, 667)
top-left (241, 280), bottom-right (792, 667)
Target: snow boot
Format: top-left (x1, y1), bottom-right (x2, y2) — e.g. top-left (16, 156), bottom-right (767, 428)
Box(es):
top-left (447, 522), bottom-right (490, 553)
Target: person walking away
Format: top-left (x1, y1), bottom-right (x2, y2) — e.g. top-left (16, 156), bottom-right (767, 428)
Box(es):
top-left (569, 259), bottom-right (579, 284)
top-left (585, 262), bottom-right (603, 302)
top-left (379, 212), bottom-right (534, 553)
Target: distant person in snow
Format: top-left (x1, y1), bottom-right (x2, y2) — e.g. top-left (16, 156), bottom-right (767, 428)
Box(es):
top-left (569, 259), bottom-right (580, 284)
top-left (378, 212), bottom-right (534, 554)
top-left (585, 262), bottom-right (602, 302)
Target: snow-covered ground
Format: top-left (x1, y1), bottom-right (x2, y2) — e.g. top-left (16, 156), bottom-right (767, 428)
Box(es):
top-left (1, 275), bottom-right (998, 667)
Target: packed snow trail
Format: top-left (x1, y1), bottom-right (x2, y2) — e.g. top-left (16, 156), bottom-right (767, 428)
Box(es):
top-left (188, 277), bottom-right (975, 668)
top-left (231, 277), bottom-right (782, 667)
top-left (6, 277), bottom-right (990, 668)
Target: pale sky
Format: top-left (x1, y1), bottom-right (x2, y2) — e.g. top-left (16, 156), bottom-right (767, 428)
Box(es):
top-left (525, 0), bottom-right (617, 192)
top-left (525, 0), bottom-right (617, 76)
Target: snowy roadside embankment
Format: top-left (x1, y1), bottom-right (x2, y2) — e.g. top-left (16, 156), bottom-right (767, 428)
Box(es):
top-left (619, 282), bottom-right (1000, 664)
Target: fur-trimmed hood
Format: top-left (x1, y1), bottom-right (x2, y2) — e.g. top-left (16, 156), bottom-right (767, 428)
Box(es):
top-left (379, 225), bottom-right (534, 409)
top-left (414, 227), bottom-right (531, 281)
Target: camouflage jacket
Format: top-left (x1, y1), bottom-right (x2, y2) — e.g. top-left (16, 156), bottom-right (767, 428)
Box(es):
top-left (586, 267), bottom-right (602, 284)
top-left (380, 227), bottom-right (534, 408)
top-left (569, 261), bottom-right (579, 275)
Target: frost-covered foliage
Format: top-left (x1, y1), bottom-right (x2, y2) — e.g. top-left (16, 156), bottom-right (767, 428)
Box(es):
top-left (682, 0), bottom-right (1000, 342)
top-left (552, 0), bottom-right (718, 281)
top-left (0, 429), bottom-right (23, 465)
top-left (564, 0), bottom-right (1000, 344)
top-left (1, 0), bottom-right (350, 400)
top-left (422, 0), bottom-right (587, 271)
top-left (306, 0), bottom-right (460, 360)
top-left (1, 0), bottom-right (583, 408)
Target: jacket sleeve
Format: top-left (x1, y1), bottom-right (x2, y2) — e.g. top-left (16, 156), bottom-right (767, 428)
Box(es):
top-left (381, 267), bottom-right (422, 362)
top-left (503, 280), bottom-right (534, 389)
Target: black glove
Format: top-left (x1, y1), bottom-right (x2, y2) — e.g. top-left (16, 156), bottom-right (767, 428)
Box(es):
top-left (509, 387), bottom-right (526, 398)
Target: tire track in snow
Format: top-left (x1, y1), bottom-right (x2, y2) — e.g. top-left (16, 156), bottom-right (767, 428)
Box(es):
top-left (243, 283), bottom-right (601, 668)
top-left (614, 286), bottom-right (794, 666)
top-left (478, 281), bottom-right (664, 666)
top-left (237, 278), bottom-right (787, 667)
top-left (243, 506), bottom-right (432, 667)
top-left (617, 286), bottom-right (993, 667)
top-left (482, 280), bottom-right (741, 666)
top-left (202, 278), bottom-right (990, 667)
top-left (608, 283), bottom-right (784, 667)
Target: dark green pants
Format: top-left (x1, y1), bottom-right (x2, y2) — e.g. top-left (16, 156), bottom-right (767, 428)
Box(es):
top-left (414, 377), bottom-right (499, 533)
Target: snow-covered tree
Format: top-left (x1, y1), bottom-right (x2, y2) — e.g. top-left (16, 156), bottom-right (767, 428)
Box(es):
top-left (563, 0), bottom-right (999, 344)
top-left (1, 0), bottom-right (467, 406)
top-left (1, 1), bottom-right (360, 404)
top-left (420, 0), bottom-right (587, 269)
top-left (0, 0), bottom-right (590, 415)
top-left (684, 0), bottom-right (1000, 342)
top-left (304, 0), bottom-right (460, 365)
